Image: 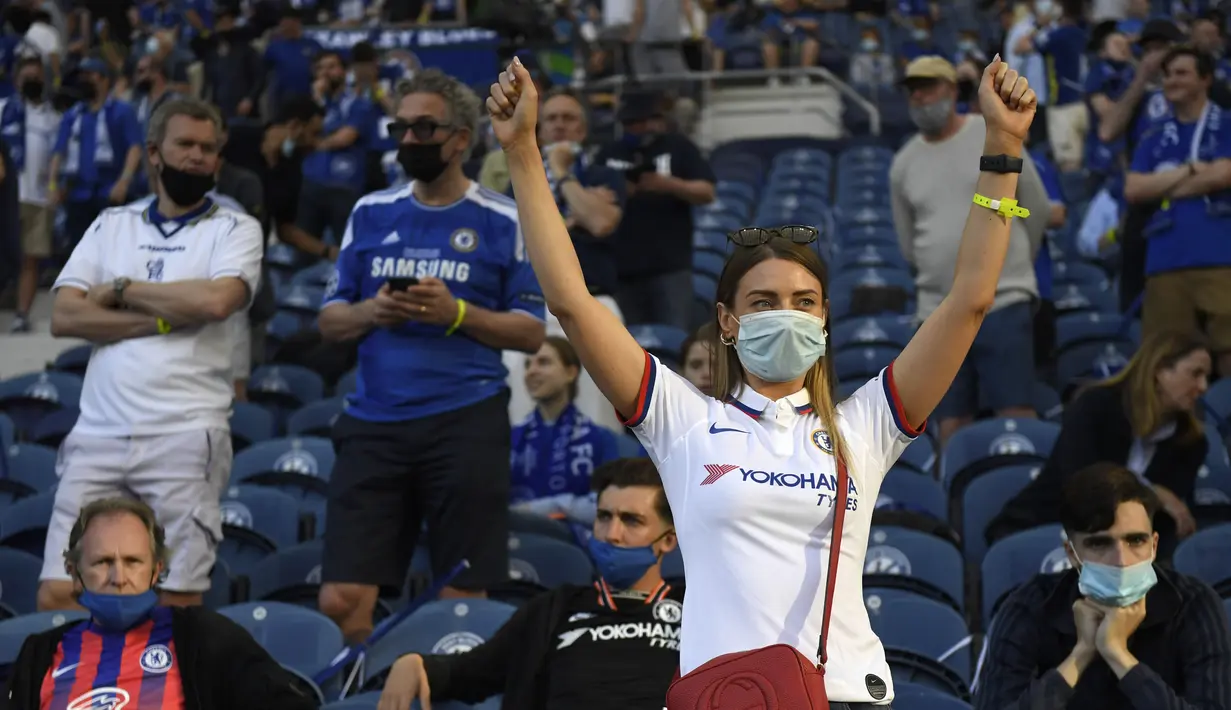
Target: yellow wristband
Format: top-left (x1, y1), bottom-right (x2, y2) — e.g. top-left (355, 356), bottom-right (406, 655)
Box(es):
top-left (156, 318), bottom-right (172, 335)
top-left (973, 193), bottom-right (1031, 219)
top-left (446, 299), bottom-right (467, 336)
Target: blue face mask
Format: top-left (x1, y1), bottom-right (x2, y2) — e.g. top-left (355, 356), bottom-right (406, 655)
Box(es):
top-left (735, 310), bottom-right (827, 383)
top-left (1074, 549), bottom-right (1158, 607)
top-left (587, 536), bottom-right (666, 589)
top-left (281, 137), bottom-right (296, 158)
top-left (78, 589), bottom-right (159, 630)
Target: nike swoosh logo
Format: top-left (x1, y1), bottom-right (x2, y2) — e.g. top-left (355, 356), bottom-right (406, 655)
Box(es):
top-left (51, 663), bottom-right (78, 679)
top-left (709, 423), bottom-right (747, 435)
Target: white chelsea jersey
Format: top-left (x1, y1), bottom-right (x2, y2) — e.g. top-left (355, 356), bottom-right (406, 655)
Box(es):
top-left (625, 352), bottom-right (922, 704)
top-left (53, 199), bottom-right (263, 437)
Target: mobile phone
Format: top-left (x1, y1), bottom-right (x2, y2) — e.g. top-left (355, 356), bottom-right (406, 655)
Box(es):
top-left (387, 277), bottom-right (419, 291)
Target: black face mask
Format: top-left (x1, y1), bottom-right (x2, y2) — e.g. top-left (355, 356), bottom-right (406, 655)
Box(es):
top-left (159, 159), bottom-right (216, 207)
top-left (958, 79), bottom-right (976, 104)
top-left (398, 143), bottom-right (451, 183)
top-left (135, 78), bottom-right (153, 94)
top-left (79, 82), bottom-right (98, 102)
top-left (20, 80), bottom-right (43, 101)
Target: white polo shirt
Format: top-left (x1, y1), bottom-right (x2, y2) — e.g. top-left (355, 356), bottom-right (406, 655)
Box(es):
top-left (53, 198), bottom-right (263, 437)
top-left (626, 352), bottom-right (923, 704)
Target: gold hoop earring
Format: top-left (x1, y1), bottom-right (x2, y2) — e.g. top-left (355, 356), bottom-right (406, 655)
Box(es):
top-left (720, 334), bottom-right (736, 346)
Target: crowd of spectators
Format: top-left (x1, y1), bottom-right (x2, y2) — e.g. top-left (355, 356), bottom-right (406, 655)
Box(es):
top-left (1, 0), bottom-right (1231, 709)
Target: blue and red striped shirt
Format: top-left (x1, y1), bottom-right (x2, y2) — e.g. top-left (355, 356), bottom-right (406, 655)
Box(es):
top-left (39, 606), bottom-right (185, 710)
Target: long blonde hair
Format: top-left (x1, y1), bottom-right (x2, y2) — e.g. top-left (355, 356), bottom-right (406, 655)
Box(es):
top-left (1094, 330), bottom-right (1208, 442)
top-left (710, 239), bottom-right (850, 464)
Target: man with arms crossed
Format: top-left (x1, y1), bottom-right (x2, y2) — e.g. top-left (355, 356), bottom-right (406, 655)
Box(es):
top-left (318, 69), bottom-right (545, 643)
top-left (40, 97), bottom-right (263, 610)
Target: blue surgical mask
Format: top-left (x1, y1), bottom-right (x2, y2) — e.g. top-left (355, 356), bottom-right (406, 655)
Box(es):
top-left (958, 39), bottom-right (977, 53)
top-left (78, 589), bottom-right (159, 630)
top-left (587, 537), bottom-right (663, 589)
top-left (281, 137), bottom-right (296, 158)
top-left (735, 310), bottom-right (827, 383)
top-left (1074, 549), bottom-right (1158, 607)
top-left (912, 28), bottom-right (930, 42)
top-left (860, 38), bottom-right (880, 52)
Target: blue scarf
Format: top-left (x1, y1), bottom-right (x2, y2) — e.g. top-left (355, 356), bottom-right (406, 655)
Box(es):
top-left (1146, 102), bottom-right (1231, 236)
top-left (510, 403), bottom-right (602, 503)
top-left (542, 143), bottom-right (590, 216)
top-left (0, 98), bottom-right (25, 170)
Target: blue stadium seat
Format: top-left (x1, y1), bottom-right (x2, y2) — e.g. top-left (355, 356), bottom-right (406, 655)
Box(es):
top-left (693, 250), bottom-right (726, 279)
top-left (204, 559), bottom-right (234, 609)
top-left (508, 510), bottom-right (574, 544)
top-left (508, 533), bottom-right (595, 588)
top-left (1032, 382), bottom-right (1063, 421)
top-left (1204, 377), bottom-right (1231, 431)
top-left (898, 436), bottom-right (936, 475)
top-left (629, 325), bottom-right (688, 364)
top-left (27, 406), bottom-right (78, 448)
top-left (693, 211), bottom-right (743, 234)
top-left (715, 180), bottom-right (758, 204)
top-left (290, 260), bottom-right (336, 288)
top-left (940, 418), bottom-right (1059, 492)
top-left (864, 526), bottom-right (964, 612)
top-left (248, 364), bottom-right (326, 411)
top-left (247, 540), bottom-right (324, 606)
top-left (1054, 312), bottom-right (1132, 352)
top-left (233, 436), bottom-right (335, 500)
top-left (277, 283), bottom-right (325, 315)
top-left (1195, 461), bottom-right (1231, 507)
top-left (0, 371), bottom-right (83, 435)
top-left (287, 398), bottom-right (345, 438)
top-left (836, 206), bottom-right (894, 230)
top-left (831, 315), bottom-right (914, 350)
top-left (1056, 340), bottom-right (1133, 388)
top-left (362, 599), bottom-right (517, 685)
top-left (0, 547), bottom-right (43, 618)
top-left (266, 242), bottom-right (302, 274)
top-left (893, 692), bottom-right (972, 710)
top-left (982, 525), bottom-right (1071, 622)
top-left (1051, 261), bottom-right (1109, 290)
top-left (830, 267), bottom-right (914, 297)
top-left (218, 486), bottom-right (306, 574)
top-left (231, 401), bottom-right (277, 452)
top-left (0, 413), bottom-right (13, 455)
top-left (3, 443), bottom-right (58, 496)
top-left (217, 602), bottom-right (343, 677)
top-left (1052, 283), bottom-right (1117, 315)
top-left (833, 346), bottom-right (900, 382)
top-left (1173, 523), bottom-right (1231, 594)
top-left (266, 311), bottom-right (307, 347)
top-left (838, 145), bottom-right (894, 166)
top-left (865, 592), bottom-right (971, 682)
top-left (693, 230), bottom-right (728, 255)
top-left (0, 492), bottom-right (55, 556)
top-left (0, 611), bottom-right (89, 664)
top-left (760, 176), bottom-right (828, 201)
top-left (50, 344), bottom-right (93, 377)
top-left (834, 244), bottom-right (910, 271)
top-left (961, 465), bottom-right (1040, 565)
top-left (701, 194), bottom-right (752, 220)
top-left (336, 368), bottom-right (358, 398)
top-left (875, 468), bottom-right (946, 523)
top-left (771, 147), bottom-right (832, 169)
top-left (841, 225), bottom-right (899, 249)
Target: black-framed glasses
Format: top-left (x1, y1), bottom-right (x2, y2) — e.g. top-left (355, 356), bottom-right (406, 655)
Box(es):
top-left (387, 118), bottom-right (456, 143)
top-left (728, 225), bottom-right (818, 247)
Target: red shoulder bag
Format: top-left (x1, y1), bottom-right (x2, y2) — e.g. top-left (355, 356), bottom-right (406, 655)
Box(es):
top-left (665, 458), bottom-right (849, 710)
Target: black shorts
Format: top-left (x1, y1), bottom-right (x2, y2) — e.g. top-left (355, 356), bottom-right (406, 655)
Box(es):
top-left (321, 391), bottom-right (511, 592)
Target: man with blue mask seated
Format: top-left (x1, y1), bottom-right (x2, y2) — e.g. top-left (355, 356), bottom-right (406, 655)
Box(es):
top-left (3, 497), bottom-right (315, 710)
top-left (379, 457), bottom-right (682, 710)
top-left (972, 462), bottom-right (1231, 710)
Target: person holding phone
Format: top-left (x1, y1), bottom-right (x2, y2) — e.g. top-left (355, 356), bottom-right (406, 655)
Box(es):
top-left (489, 55), bottom-right (1036, 706)
top-left (317, 69), bottom-right (546, 645)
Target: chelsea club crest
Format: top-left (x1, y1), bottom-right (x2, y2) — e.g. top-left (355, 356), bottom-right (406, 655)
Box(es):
top-left (811, 429), bottom-right (833, 453)
top-left (449, 228), bottom-right (478, 253)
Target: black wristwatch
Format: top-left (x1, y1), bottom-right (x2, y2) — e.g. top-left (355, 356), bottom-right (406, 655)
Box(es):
top-left (980, 154), bottom-right (1024, 174)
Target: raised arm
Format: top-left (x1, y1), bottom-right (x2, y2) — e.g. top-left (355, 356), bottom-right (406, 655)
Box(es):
top-left (487, 58), bottom-right (647, 417)
top-left (892, 57), bottom-right (1038, 428)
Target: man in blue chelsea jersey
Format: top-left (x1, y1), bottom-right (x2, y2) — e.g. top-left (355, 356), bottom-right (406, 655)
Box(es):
top-left (317, 69), bottom-right (547, 643)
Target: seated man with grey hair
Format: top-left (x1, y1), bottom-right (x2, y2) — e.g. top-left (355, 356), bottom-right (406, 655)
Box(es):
top-left (40, 96), bottom-right (263, 611)
top-left (4, 498), bottom-right (315, 710)
top-left (317, 68), bottom-right (546, 643)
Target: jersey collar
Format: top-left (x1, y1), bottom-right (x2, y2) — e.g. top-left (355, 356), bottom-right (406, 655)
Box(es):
top-left (726, 386), bottom-right (814, 421)
top-left (144, 197), bottom-right (217, 238)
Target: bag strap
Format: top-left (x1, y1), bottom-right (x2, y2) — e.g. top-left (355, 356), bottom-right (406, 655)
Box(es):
top-left (817, 456), bottom-right (849, 667)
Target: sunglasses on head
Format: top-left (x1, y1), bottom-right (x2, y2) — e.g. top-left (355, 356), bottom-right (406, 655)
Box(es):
top-left (387, 118), bottom-right (456, 143)
top-left (728, 225), bottom-right (819, 247)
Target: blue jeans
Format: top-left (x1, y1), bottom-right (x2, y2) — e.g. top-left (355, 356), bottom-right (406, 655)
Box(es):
top-left (936, 300), bottom-right (1036, 419)
top-left (615, 269), bottom-right (695, 331)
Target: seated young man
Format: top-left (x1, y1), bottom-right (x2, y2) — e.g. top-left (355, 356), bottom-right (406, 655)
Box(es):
top-left (379, 457), bottom-right (681, 710)
top-left (973, 462), bottom-right (1231, 710)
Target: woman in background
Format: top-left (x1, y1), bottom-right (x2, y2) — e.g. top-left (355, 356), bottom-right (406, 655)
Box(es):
top-left (510, 337), bottom-right (620, 524)
top-left (679, 324), bottom-right (714, 395)
top-left (987, 331), bottom-right (1212, 556)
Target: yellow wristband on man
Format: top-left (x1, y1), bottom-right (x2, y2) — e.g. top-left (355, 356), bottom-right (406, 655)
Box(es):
top-left (446, 299), bottom-right (467, 336)
top-left (156, 318), bottom-right (172, 335)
